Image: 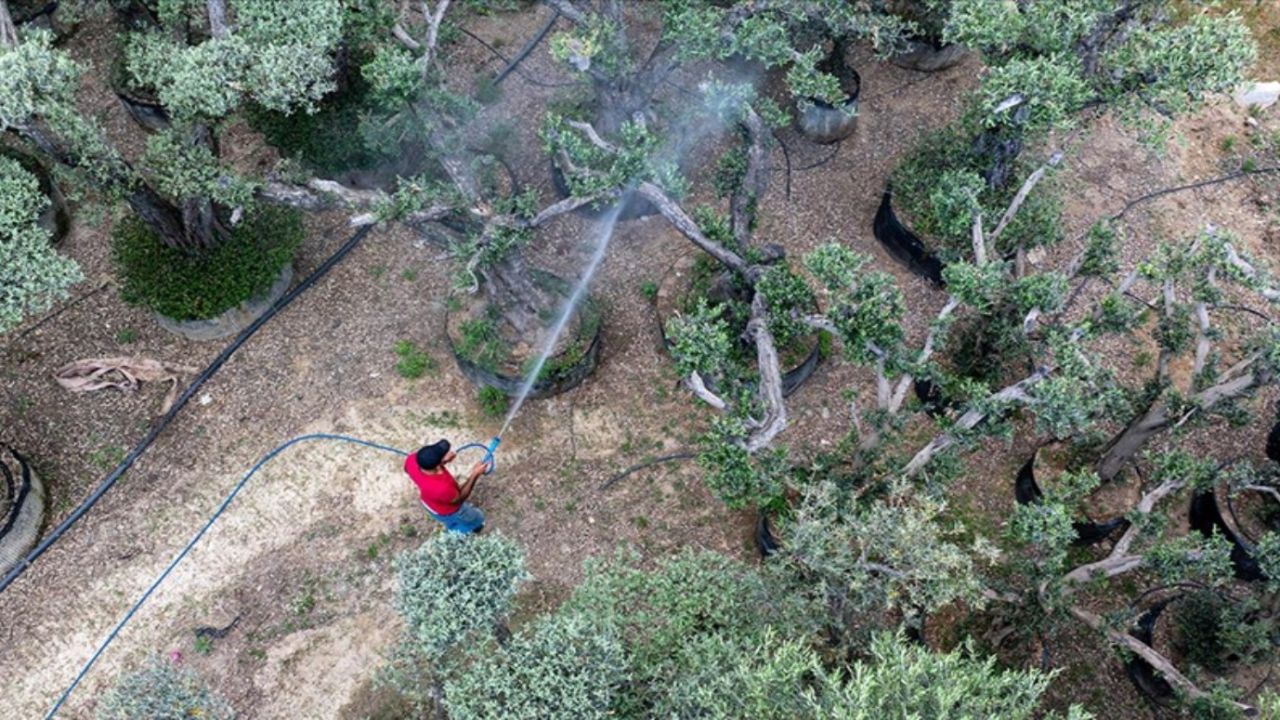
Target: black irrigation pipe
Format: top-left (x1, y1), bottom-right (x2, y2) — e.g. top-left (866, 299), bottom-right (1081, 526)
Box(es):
top-left (0, 225), bottom-right (374, 595)
top-left (1106, 165), bottom-right (1280, 223)
top-left (599, 452), bottom-right (696, 490)
top-left (7, 282), bottom-right (111, 345)
top-left (494, 9), bottom-right (561, 86)
top-left (458, 12), bottom-right (570, 89)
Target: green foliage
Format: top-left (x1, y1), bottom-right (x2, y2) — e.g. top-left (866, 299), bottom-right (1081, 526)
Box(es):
top-left (698, 417), bottom-right (789, 509)
top-left (782, 483), bottom-right (993, 638)
top-left (112, 206), bottom-right (302, 321)
top-left (0, 156), bottom-right (81, 333)
top-left (97, 656), bottom-right (233, 720)
top-left (891, 127), bottom-right (1063, 260)
top-left (393, 340), bottom-right (436, 379)
top-left (944, 0), bottom-right (1254, 143)
top-left (1006, 468), bottom-right (1100, 575)
top-left (456, 312), bottom-right (506, 372)
top-left (542, 115), bottom-right (677, 199)
top-left (811, 631), bottom-right (1091, 720)
top-left (1172, 590), bottom-right (1269, 674)
top-left (757, 264), bottom-right (817, 352)
top-left (392, 533), bottom-right (527, 663)
top-left (125, 0), bottom-right (345, 119)
top-left (477, 386), bottom-right (508, 419)
top-left (804, 244), bottom-right (906, 368)
top-left (246, 63), bottom-right (392, 175)
top-left (141, 127), bottom-right (256, 207)
top-left (0, 30), bottom-right (125, 190)
top-left (666, 297), bottom-right (738, 384)
top-left (561, 550), bottom-right (811, 717)
top-left (443, 612), bottom-right (625, 720)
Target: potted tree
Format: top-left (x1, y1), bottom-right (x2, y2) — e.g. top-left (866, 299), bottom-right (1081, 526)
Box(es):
top-left (0, 445), bottom-right (45, 578)
top-left (887, 0), bottom-right (967, 73)
top-left (881, 0), bottom-right (1255, 272)
top-left (1, 0), bottom-right (348, 339)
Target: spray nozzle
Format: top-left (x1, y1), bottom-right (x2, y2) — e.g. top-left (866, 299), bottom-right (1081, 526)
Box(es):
top-left (483, 436), bottom-right (501, 473)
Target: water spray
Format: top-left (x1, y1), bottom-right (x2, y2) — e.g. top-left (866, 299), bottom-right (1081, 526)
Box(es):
top-left (498, 201), bottom-right (626, 437)
top-left (452, 196), bottom-right (627, 478)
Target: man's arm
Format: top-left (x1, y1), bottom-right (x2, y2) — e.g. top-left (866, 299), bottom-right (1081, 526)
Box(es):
top-left (453, 462), bottom-right (489, 503)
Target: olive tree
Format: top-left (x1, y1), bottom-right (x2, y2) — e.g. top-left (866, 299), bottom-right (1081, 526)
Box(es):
top-left (0, 0), bottom-right (345, 252)
top-left (0, 155), bottom-right (79, 333)
top-left (890, 0), bottom-right (1255, 267)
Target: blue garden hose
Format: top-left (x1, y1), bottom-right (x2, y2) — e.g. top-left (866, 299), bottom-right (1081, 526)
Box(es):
top-left (454, 436), bottom-right (501, 474)
top-left (46, 432), bottom-right (501, 718)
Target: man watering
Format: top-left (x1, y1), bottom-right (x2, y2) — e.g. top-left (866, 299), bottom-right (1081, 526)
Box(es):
top-left (404, 439), bottom-right (490, 534)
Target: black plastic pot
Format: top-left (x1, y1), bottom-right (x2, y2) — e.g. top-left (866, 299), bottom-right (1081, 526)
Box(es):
top-left (796, 64), bottom-right (861, 145)
top-left (756, 509), bottom-right (781, 558)
top-left (0, 446), bottom-right (46, 576)
top-left (1013, 449), bottom-right (1130, 546)
top-left (445, 287), bottom-right (603, 400)
top-left (549, 159), bottom-right (658, 221)
top-left (1189, 490), bottom-right (1265, 582)
top-left (1, 148), bottom-right (70, 245)
top-left (890, 39), bottom-right (967, 73)
top-left (1267, 419), bottom-right (1280, 464)
top-left (913, 377), bottom-right (951, 417)
top-left (655, 254), bottom-right (823, 399)
top-left (873, 188), bottom-right (945, 286)
top-left (1126, 593), bottom-right (1181, 708)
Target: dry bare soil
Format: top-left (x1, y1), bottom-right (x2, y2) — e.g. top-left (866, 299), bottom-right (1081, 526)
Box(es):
top-left (2, 5), bottom-right (1280, 719)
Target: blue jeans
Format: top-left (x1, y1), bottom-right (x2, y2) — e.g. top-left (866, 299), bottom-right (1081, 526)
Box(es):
top-left (423, 501), bottom-right (485, 534)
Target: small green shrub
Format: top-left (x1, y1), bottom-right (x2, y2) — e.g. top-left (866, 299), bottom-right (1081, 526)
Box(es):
top-left (112, 206), bottom-right (303, 321)
top-left (392, 533), bottom-right (527, 661)
top-left (457, 314), bottom-right (506, 371)
top-left (115, 327), bottom-right (138, 344)
top-left (394, 340), bottom-right (436, 379)
top-left (97, 656), bottom-right (233, 720)
top-left (1172, 590), bottom-right (1265, 673)
top-left (640, 281), bottom-right (658, 301)
top-left (444, 612), bottom-right (625, 720)
top-left (478, 386), bottom-right (509, 419)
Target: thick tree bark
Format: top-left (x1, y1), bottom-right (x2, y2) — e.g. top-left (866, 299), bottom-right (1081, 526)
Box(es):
top-left (1097, 367), bottom-right (1265, 481)
top-left (0, 0), bottom-right (17, 48)
top-left (1069, 606), bottom-right (1257, 716)
top-left (206, 0), bottom-right (229, 38)
top-left (901, 368), bottom-right (1049, 478)
top-left (126, 184), bottom-right (189, 247)
top-left (637, 182), bottom-right (752, 276)
top-left (746, 292), bottom-right (787, 452)
top-left (731, 106), bottom-right (770, 248)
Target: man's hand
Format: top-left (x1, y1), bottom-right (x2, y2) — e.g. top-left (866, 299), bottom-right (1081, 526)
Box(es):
top-left (468, 461), bottom-right (489, 480)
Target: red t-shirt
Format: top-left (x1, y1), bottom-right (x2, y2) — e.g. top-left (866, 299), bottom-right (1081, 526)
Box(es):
top-left (405, 455), bottom-right (461, 515)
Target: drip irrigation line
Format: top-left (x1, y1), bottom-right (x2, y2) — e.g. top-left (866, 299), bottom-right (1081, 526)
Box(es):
top-left (0, 225), bottom-right (374, 595)
top-left (8, 282), bottom-right (111, 345)
top-left (795, 143), bottom-right (840, 171)
top-left (494, 9), bottom-right (561, 86)
top-left (44, 433), bottom-right (409, 719)
top-left (599, 452), bottom-right (696, 490)
top-left (1108, 165), bottom-right (1280, 222)
top-left (458, 16), bottom-right (571, 89)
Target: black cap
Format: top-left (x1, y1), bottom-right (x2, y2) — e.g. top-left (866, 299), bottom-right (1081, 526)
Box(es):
top-left (415, 439), bottom-right (451, 470)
